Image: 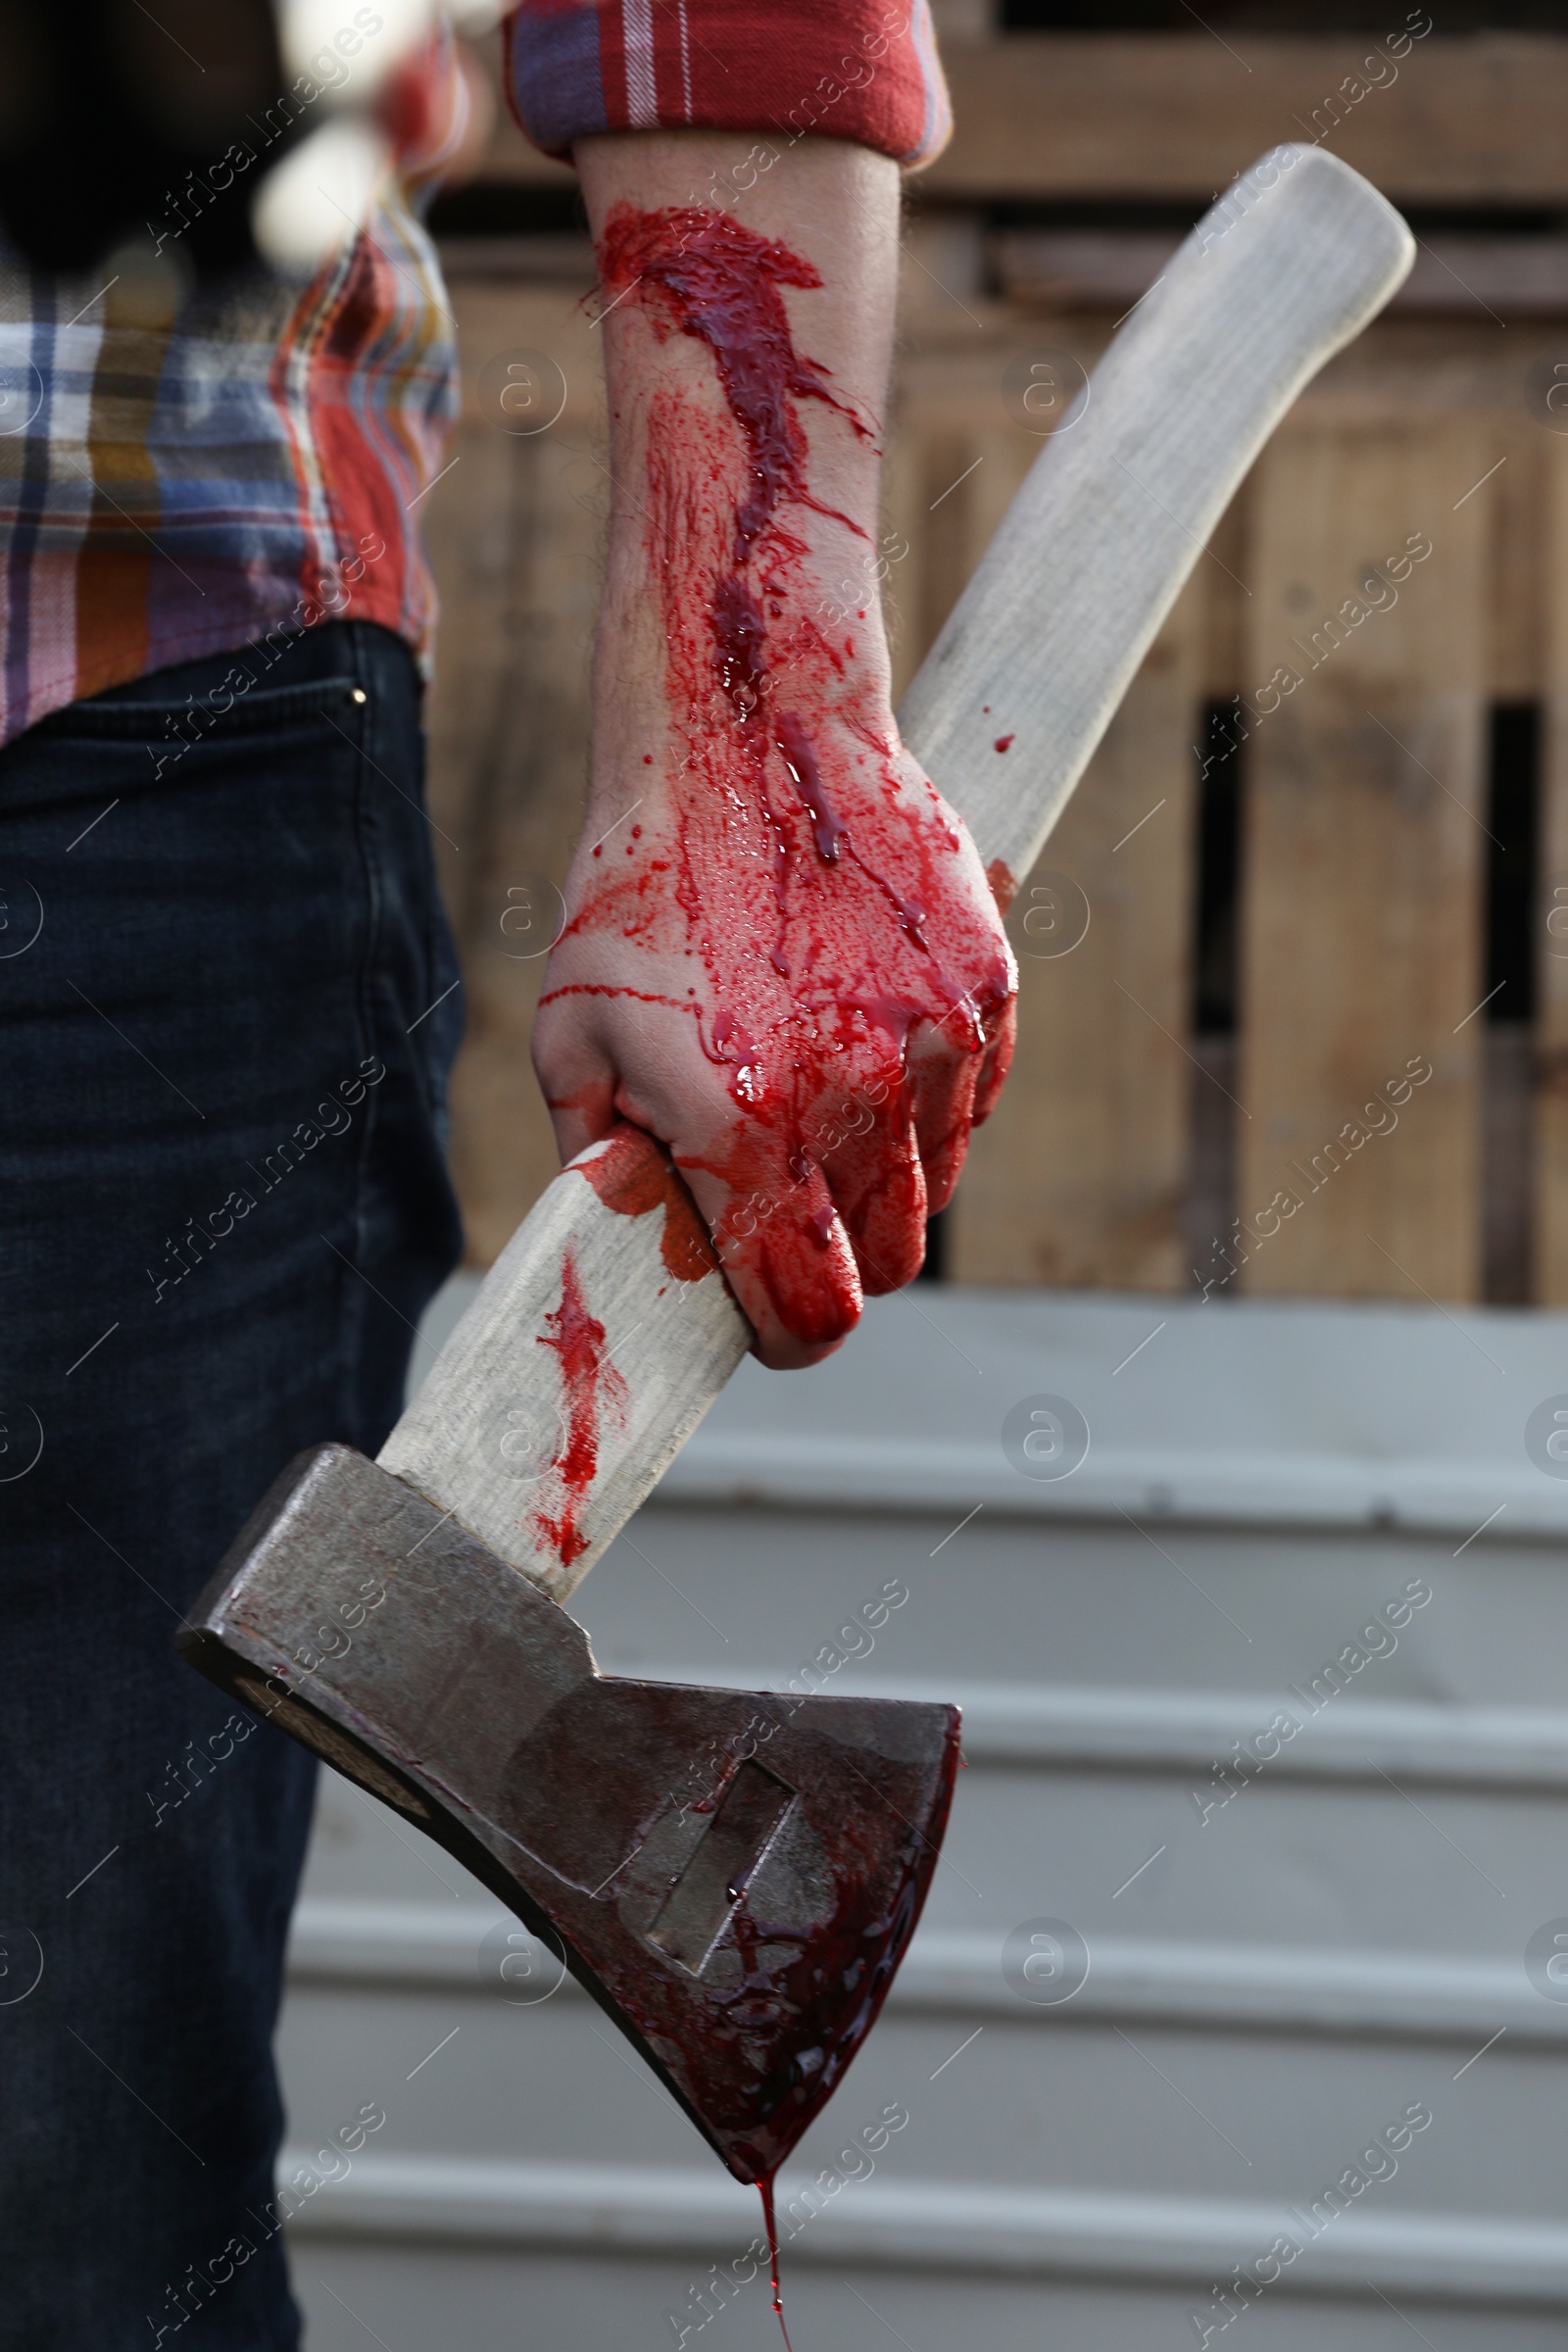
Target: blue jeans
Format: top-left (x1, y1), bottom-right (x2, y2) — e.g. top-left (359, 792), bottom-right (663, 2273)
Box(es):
top-left (0, 622), bottom-right (464, 2348)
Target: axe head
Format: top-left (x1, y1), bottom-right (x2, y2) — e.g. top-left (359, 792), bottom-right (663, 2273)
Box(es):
top-left (178, 1445), bottom-right (958, 2183)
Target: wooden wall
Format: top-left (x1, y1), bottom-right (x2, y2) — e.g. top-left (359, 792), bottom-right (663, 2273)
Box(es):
top-left (426, 26), bottom-right (1568, 1306)
top-left (422, 271), bottom-right (600, 1269)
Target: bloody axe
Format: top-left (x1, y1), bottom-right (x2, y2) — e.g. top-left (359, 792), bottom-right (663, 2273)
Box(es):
top-left (180, 148), bottom-right (1412, 2192)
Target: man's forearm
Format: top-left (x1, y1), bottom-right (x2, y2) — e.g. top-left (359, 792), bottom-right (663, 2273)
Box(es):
top-left (574, 131), bottom-right (902, 766)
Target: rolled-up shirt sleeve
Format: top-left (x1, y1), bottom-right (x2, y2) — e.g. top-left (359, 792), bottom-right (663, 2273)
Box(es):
top-left (501, 0), bottom-right (952, 171)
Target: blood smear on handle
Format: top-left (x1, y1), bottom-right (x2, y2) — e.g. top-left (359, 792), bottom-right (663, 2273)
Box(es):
top-left (580, 1124), bottom-right (719, 1283)
top-left (530, 1248), bottom-right (627, 1570)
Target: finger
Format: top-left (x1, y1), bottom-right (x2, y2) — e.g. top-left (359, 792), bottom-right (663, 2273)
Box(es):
top-left (675, 1146), bottom-right (864, 1371)
top-left (808, 1066), bottom-right (925, 1291)
top-left (906, 1024), bottom-right (982, 1218)
top-left (837, 1120), bottom-right (928, 1297)
top-left (809, 1067), bottom-right (894, 1209)
top-left (971, 995), bottom-right (1017, 1128)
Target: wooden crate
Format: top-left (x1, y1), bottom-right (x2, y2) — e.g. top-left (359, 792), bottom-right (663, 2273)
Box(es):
top-left (898, 311), bottom-right (1561, 1305)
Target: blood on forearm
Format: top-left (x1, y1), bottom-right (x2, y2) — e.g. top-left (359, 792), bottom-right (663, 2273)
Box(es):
top-left (580, 133), bottom-right (895, 603)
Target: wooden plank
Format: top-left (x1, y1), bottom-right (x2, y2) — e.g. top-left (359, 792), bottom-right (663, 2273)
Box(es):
top-left (1533, 436), bottom-right (1568, 1304)
top-left (950, 578), bottom-right (1204, 1289)
top-left (997, 230), bottom-right (1568, 323)
top-left (1274, 318), bottom-right (1568, 445)
top-left (1234, 423), bottom-right (1491, 1303)
top-left (918, 428), bottom-right (982, 685)
top-left (422, 285), bottom-right (607, 1267)
top-left (877, 399), bottom-right (931, 710)
top-left (1200, 488), bottom-right (1251, 706)
top-left (917, 426), bottom-right (1035, 686)
top-left (926, 34), bottom-right (1568, 206)
top-left (1489, 422), bottom-right (1546, 705)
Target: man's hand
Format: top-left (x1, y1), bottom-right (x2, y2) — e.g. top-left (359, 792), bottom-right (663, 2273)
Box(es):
top-left (533, 132), bottom-right (1016, 1369)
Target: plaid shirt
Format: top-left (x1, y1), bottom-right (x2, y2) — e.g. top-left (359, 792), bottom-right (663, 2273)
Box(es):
top-left (0, 3), bottom-right (947, 748)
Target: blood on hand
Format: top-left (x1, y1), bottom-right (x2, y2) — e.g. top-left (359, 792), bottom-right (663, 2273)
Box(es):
top-left (534, 202), bottom-right (1016, 1366)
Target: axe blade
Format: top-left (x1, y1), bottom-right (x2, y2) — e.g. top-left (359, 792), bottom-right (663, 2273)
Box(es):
top-left (177, 1444), bottom-right (957, 2184)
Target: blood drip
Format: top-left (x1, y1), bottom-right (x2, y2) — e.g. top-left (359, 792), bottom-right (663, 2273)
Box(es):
top-left (774, 710), bottom-right (845, 862)
top-left (544, 205), bottom-right (1013, 1348)
top-left (530, 1247), bottom-right (628, 1570)
top-left (759, 2173), bottom-right (794, 2351)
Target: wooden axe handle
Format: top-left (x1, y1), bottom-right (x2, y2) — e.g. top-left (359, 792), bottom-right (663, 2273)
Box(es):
top-left (378, 145), bottom-right (1413, 1602)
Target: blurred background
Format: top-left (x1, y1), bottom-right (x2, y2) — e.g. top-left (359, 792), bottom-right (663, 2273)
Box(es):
top-left (279, 7), bottom-right (1568, 2348)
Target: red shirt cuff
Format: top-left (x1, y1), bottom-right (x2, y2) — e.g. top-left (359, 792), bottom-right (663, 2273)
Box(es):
top-left (502, 1), bottom-right (952, 172)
